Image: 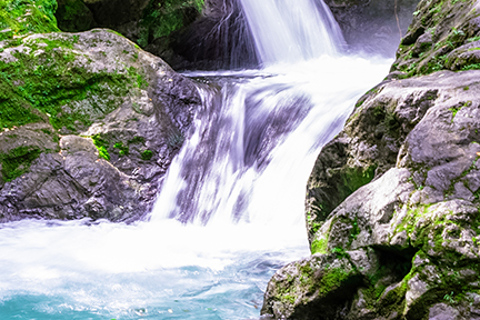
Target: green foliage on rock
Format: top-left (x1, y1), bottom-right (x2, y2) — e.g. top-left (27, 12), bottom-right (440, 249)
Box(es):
top-left (136, 0), bottom-right (204, 47)
top-left (391, 0), bottom-right (480, 78)
top-left (141, 149), bottom-right (153, 160)
top-left (92, 134), bottom-right (110, 160)
top-left (0, 32), bottom-right (149, 132)
top-left (0, 0), bottom-right (60, 41)
top-left (0, 146), bottom-right (41, 182)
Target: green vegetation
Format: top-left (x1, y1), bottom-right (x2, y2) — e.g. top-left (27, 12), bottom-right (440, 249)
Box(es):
top-left (392, 0), bottom-right (477, 78)
top-left (137, 0), bottom-right (204, 47)
top-left (0, 146), bottom-right (42, 182)
top-left (317, 267), bottom-right (351, 296)
top-left (114, 142), bottom-right (129, 156)
top-left (306, 211), bottom-right (321, 234)
top-left (92, 134), bottom-right (110, 161)
top-left (0, 0), bottom-right (59, 41)
top-left (449, 101), bottom-right (471, 122)
top-left (311, 237), bottom-right (328, 254)
top-left (141, 149), bottom-right (153, 160)
top-left (0, 34), bottom-right (148, 132)
top-left (312, 165), bottom-right (377, 229)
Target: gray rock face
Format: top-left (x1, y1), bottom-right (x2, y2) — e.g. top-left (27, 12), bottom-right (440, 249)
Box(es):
top-left (263, 69), bottom-right (480, 319)
top-left (0, 29), bottom-right (201, 222)
top-left (324, 0), bottom-right (420, 56)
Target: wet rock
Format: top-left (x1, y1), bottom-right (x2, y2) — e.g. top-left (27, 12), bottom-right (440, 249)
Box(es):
top-left (0, 27), bottom-right (201, 222)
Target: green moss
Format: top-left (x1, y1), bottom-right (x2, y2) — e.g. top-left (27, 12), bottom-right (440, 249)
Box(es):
top-left (0, 34), bottom-right (146, 132)
top-left (128, 136), bottom-right (146, 144)
top-left (0, 0), bottom-right (59, 41)
top-left (141, 149), bottom-right (153, 160)
top-left (461, 63), bottom-right (480, 70)
top-left (113, 142), bottom-right (129, 156)
top-left (317, 267), bottom-right (351, 296)
top-left (314, 165), bottom-right (377, 226)
top-left (0, 146), bottom-right (42, 182)
top-left (449, 101), bottom-right (471, 123)
top-left (282, 294), bottom-right (296, 304)
top-left (92, 134), bottom-right (110, 161)
top-left (395, 203), bottom-right (433, 236)
top-left (137, 0), bottom-right (204, 47)
top-left (307, 211), bottom-right (322, 235)
top-left (311, 237), bottom-right (328, 254)
top-left (391, 0), bottom-right (478, 78)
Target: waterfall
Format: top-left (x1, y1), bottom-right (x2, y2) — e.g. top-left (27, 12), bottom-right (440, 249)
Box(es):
top-left (238, 0), bottom-right (345, 65)
top-left (0, 1), bottom-right (393, 319)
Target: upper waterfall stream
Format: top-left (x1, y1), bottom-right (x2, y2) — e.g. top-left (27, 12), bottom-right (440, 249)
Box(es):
top-left (0, 0), bottom-right (392, 319)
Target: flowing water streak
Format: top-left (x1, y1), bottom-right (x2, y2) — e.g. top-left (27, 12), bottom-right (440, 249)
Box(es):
top-left (238, 0), bottom-right (345, 65)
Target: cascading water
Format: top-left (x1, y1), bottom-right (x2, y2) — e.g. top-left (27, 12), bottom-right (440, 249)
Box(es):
top-left (238, 0), bottom-right (345, 65)
top-left (0, 1), bottom-right (392, 319)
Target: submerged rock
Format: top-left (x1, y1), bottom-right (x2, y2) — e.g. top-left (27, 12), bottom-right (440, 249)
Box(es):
top-left (0, 15), bottom-right (201, 222)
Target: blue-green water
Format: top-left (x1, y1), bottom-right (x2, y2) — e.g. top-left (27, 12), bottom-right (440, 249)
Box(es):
top-left (0, 242), bottom-right (298, 320)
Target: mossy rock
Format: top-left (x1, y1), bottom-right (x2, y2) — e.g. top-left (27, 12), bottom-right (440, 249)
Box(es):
top-left (272, 69), bottom-right (480, 319)
top-left (390, 0), bottom-right (480, 78)
top-left (0, 0), bottom-right (59, 41)
top-left (0, 27), bottom-right (201, 222)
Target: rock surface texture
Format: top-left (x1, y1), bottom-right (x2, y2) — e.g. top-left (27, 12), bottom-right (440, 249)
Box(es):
top-left (262, 0), bottom-right (480, 319)
top-left (324, 0), bottom-right (420, 56)
top-left (0, 2), bottom-right (201, 222)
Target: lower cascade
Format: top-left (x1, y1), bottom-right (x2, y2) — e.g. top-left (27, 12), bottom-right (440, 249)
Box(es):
top-left (0, 0), bottom-right (392, 319)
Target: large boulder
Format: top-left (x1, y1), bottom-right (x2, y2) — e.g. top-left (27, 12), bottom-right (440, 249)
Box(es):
top-left (263, 68), bottom-right (480, 320)
top-left (0, 2), bottom-right (201, 222)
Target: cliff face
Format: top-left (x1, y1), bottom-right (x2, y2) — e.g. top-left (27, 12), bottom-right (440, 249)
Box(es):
top-left (0, 0), bottom-right (201, 222)
top-left (325, 0), bottom-right (420, 56)
top-left (262, 0), bottom-right (480, 319)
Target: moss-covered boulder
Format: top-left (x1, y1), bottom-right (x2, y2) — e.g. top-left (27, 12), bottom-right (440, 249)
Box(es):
top-left (0, 2), bottom-right (201, 222)
top-left (0, 0), bottom-right (60, 41)
top-left (391, 0), bottom-right (480, 78)
top-left (263, 68), bottom-right (480, 320)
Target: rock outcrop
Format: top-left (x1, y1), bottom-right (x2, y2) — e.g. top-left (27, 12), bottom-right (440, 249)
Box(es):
top-left (0, 1), bottom-right (201, 222)
top-left (324, 0), bottom-right (420, 56)
top-left (391, 0), bottom-right (480, 77)
top-left (262, 0), bottom-right (480, 319)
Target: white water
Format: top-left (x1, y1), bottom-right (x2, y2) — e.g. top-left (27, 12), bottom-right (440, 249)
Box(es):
top-left (239, 0), bottom-right (344, 65)
top-left (0, 1), bottom-right (393, 319)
